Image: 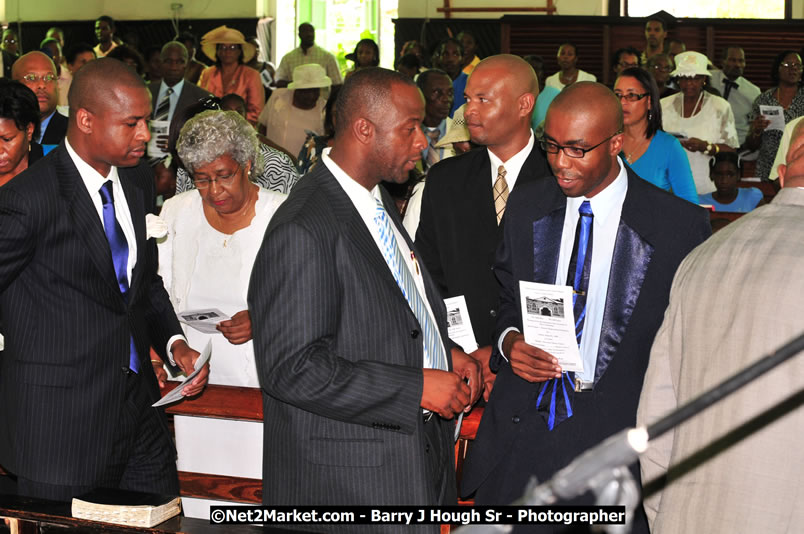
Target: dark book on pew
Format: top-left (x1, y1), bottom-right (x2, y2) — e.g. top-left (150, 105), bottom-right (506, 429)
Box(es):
top-left (71, 488), bottom-right (181, 528)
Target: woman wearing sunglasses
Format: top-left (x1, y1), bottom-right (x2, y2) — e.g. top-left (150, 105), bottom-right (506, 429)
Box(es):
top-left (614, 67), bottom-right (698, 204)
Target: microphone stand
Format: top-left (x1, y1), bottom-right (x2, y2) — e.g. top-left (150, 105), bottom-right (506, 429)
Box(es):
top-left (455, 331), bottom-right (804, 534)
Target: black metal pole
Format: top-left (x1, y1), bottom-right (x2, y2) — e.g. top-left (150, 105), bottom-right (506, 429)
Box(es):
top-left (647, 331), bottom-right (804, 440)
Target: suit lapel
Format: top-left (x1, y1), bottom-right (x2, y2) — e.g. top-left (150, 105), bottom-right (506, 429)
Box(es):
top-left (319, 169), bottom-right (413, 308)
top-left (594, 171), bottom-right (654, 383)
top-left (531, 205), bottom-right (565, 285)
top-left (55, 146), bottom-right (122, 299)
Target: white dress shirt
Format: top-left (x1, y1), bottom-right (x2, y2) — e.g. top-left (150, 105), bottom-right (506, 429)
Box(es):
top-left (322, 149), bottom-right (446, 370)
top-left (499, 157), bottom-right (629, 383)
top-left (710, 70), bottom-right (761, 145)
top-left (65, 139), bottom-right (185, 362)
top-left (487, 131), bottom-right (536, 192)
top-left (555, 158), bottom-right (628, 382)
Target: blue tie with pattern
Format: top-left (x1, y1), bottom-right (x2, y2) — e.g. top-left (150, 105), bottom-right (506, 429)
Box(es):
top-left (99, 181), bottom-right (139, 373)
top-left (373, 197), bottom-right (448, 372)
top-left (536, 200), bottom-right (593, 430)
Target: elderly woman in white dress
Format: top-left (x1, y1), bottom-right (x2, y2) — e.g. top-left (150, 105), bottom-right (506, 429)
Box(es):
top-left (661, 51), bottom-right (739, 194)
top-left (156, 109), bottom-right (285, 386)
top-left (154, 109), bottom-right (285, 519)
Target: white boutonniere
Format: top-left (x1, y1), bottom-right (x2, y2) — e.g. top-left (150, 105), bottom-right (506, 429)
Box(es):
top-left (146, 213), bottom-right (168, 239)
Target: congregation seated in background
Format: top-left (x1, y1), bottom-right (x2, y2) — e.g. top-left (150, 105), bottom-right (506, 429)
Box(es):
top-left (661, 51), bottom-right (739, 195)
top-left (699, 151), bottom-right (764, 212)
top-left (258, 63), bottom-right (330, 158)
top-left (545, 42), bottom-right (596, 90)
top-left (746, 50), bottom-right (804, 180)
top-left (616, 67), bottom-right (698, 204)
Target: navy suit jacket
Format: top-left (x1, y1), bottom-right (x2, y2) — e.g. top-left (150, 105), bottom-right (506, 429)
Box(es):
top-left (40, 111), bottom-right (68, 146)
top-left (415, 144), bottom-right (550, 348)
top-left (462, 166), bottom-right (711, 510)
top-left (0, 144), bottom-right (182, 485)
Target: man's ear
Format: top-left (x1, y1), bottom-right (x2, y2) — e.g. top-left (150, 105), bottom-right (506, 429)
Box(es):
top-left (609, 132), bottom-right (625, 156)
top-left (518, 92), bottom-right (535, 119)
top-left (778, 163), bottom-right (786, 188)
top-left (74, 108), bottom-right (93, 135)
top-left (352, 117), bottom-right (374, 145)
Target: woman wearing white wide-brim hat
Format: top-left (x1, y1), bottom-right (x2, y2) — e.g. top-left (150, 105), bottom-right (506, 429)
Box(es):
top-left (660, 51), bottom-right (739, 195)
top-left (197, 25), bottom-right (265, 125)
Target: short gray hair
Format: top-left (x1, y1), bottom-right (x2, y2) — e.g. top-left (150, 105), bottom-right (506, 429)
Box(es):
top-left (176, 110), bottom-right (261, 176)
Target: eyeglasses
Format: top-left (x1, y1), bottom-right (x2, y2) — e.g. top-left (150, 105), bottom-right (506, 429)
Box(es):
top-left (3, 38), bottom-right (16, 44)
top-left (217, 44), bottom-right (241, 51)
top-left (618, 62), bottom-right (638, 69)
top-left (614, 92), bottom-right (650, 102)
top-left (193, 165), bottom-right (240, 189)
top-left (540, 131), bottom-right (622, 159)
top-left (652, 65), bottom-right (672, 72)
top-left (780, 62), bottom-right (803, 71)
top-left (21, 73), bottom-right (57, 84)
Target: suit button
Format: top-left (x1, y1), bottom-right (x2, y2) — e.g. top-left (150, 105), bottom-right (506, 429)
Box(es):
top-left (489, 309), bottom-right (497, 317)
top-left (411, 329), bottom-right (420, 339)
top-left (512, 416), bottom-right (520, 424)
top-left (425, 443), bottom-right (431, 453)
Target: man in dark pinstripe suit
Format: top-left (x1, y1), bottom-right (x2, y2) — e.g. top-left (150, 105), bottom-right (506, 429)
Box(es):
top-left (249, 68), bottom-right (481, 532)
top-left (0, 58), bottom-right (208, 501)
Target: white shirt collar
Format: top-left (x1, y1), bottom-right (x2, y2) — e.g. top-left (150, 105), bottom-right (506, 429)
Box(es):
top-left (65, 137), bottom-right (121, 188)
top-left (321, 148), bottom-right (383, 219)
top-left (487, 131), bottom-right (535, 191)
top-left (160, 78), bottom-right (184, 96)
top-left (566, 156), bottom-right (629, 224)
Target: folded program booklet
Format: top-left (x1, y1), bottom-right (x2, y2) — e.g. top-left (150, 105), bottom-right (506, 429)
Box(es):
top-left (72, 488), bottom-right (181, 528)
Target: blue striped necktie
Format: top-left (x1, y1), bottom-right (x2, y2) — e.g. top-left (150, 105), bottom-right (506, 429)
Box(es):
top-left (99, 181), bottom-right (139, 373)
top-left (373, 197), bottom-right (448, 372)
top-left (536, 200), bottom-right (593, 430)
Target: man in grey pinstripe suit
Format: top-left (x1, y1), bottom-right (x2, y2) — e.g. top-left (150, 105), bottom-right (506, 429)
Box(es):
top-left (0, 58), bottom-right (208, 501)
top-left (249, 67), bottom-right (481, 532)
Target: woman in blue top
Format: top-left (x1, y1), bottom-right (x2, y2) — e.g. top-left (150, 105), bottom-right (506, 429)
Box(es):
top-left (614, 67), bottom-right (698, 204)
top-left (699, 151), bottom-right (764, 212)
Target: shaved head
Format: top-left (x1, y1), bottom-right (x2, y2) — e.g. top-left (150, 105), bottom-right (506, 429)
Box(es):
top-left (543, 82), bottom-right (624, 198)
top-left (472, 54), bottom-right (539, 99)
top-left (464, 54), bottom-right (539, 160)
top-left (68, 57), bottom-right (147, 116)
top-left (550, 81), bottom-right (623, 132)
top-left (334, 66), bottom-right (417, 138)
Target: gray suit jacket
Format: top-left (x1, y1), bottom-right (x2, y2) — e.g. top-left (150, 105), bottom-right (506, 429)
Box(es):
top-left (638, 187), bottom-right (804, 533)
top-left (248, 163), bottom-right (455, 532)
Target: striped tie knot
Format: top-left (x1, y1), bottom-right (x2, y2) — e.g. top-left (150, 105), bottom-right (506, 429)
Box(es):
top-left (493, 165), bottom-right (509, 224)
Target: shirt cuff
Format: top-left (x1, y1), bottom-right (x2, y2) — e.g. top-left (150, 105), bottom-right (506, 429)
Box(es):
top-left (166, 334), bottom-right (187, 367)
top-left (497, 327), bottom-right (520, 362)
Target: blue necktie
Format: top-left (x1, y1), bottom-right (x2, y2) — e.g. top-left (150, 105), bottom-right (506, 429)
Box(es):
top-left (374, 197), bottom-right (448, 372)
top-left (536, 200), bottom-right (593, 430)
top-left (99, 181), bottom-right (139, 373)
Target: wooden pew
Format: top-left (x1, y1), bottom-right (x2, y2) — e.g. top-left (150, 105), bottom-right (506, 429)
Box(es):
top-left (161, 383), bottom-right (263, 505)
